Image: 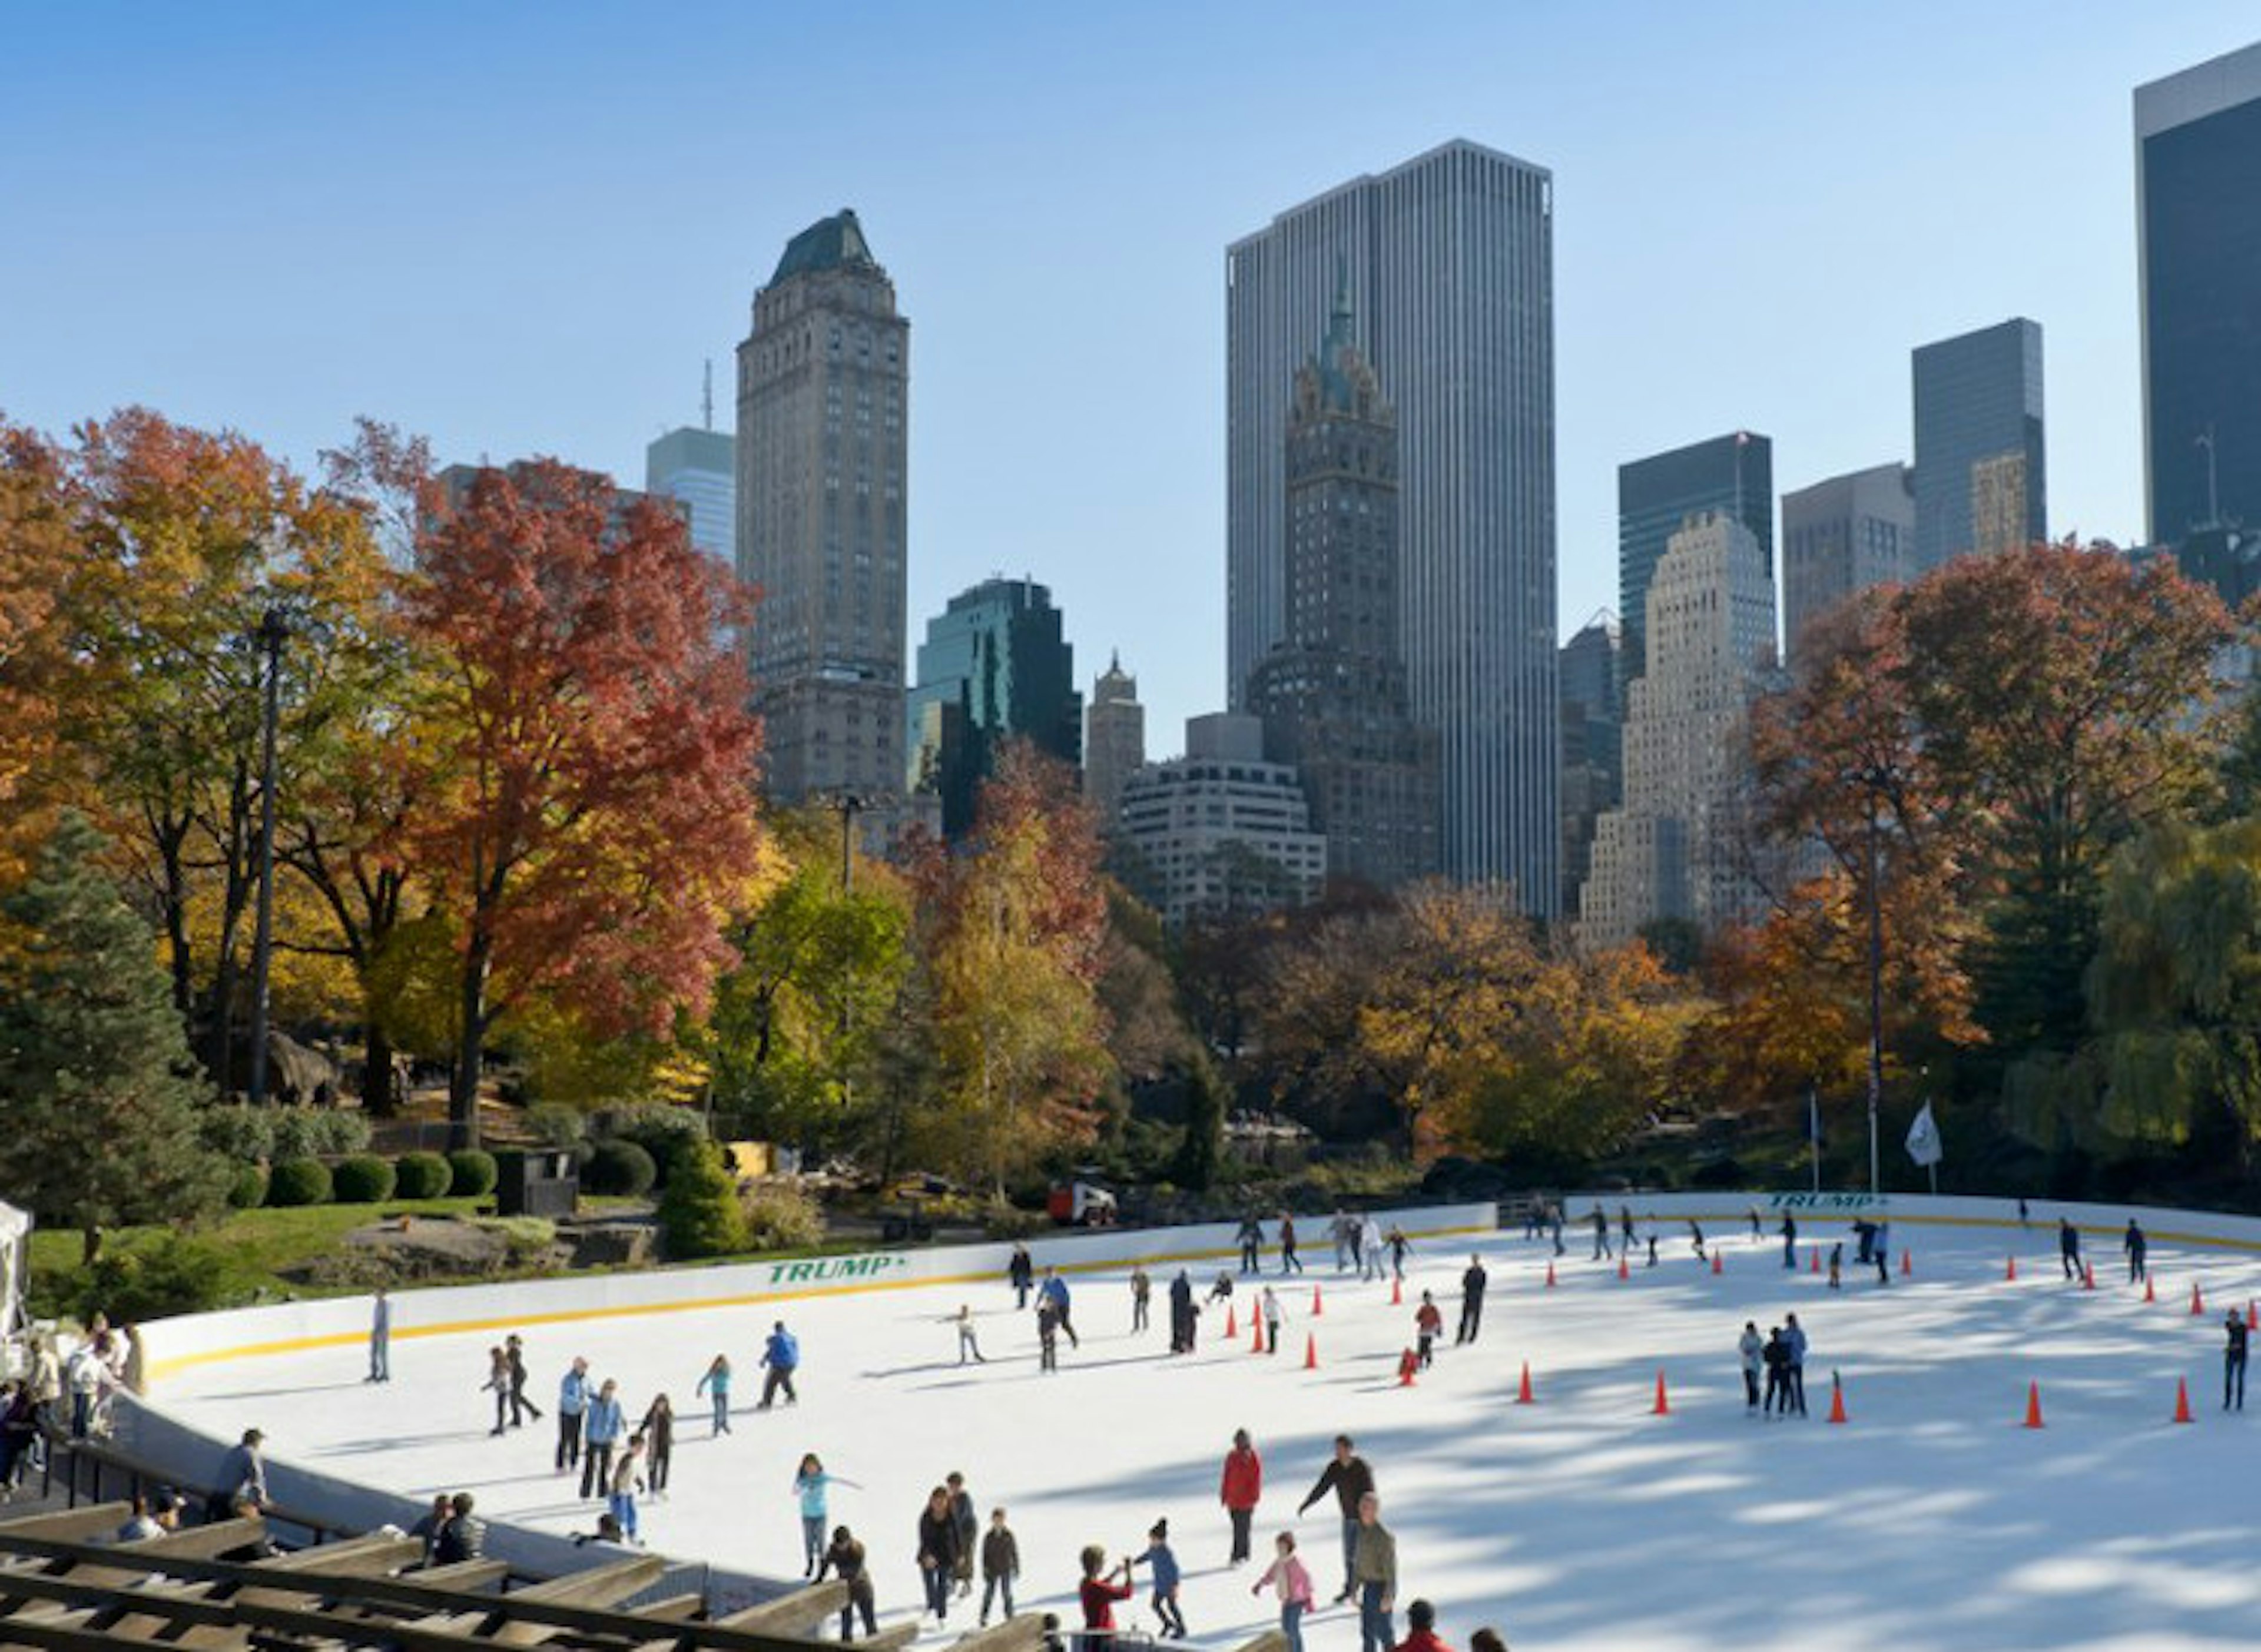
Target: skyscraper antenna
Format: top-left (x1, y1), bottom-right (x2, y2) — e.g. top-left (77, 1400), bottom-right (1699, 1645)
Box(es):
top-left (702, 360), bottom-right (714, 432)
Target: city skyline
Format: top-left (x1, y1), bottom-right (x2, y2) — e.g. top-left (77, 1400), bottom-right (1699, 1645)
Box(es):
top-left (2, 6), bottom-right (2253, 755)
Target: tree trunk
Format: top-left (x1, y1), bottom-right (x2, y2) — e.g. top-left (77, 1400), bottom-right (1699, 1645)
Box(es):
top-left (362, 1016), bottom-right (396, 1117)
top-left (209, 950), bottom-right (239, 1102)
top-left (81, 1223), bottom-right (101, 1267)
top-left (450, 938), bottom-right (489, 1152)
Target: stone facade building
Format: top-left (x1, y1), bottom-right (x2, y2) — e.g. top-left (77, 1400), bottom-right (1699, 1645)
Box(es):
top-left (1083, 653), bottom-right (1145, 833)
top-left (1116, 714), bottom-right (1326, 930)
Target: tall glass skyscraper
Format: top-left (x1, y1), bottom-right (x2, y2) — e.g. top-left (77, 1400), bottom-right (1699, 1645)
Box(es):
top-left (1617, 432), bottom-right (1773, 688)
top-left (906, 578), bottom-right (1080, 838)
top-left (645, 425), bottom-right (736, 568)
top-left (2137, 42), bottom-right (2261, 543)
top-left (1911, 319), bottom-right (2045, 570)
top-left (1226, 140), bottom-right (1557, 908)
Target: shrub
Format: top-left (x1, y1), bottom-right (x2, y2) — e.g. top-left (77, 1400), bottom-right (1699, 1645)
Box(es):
top-left (394, 1152), bottom-right (453, 1199)
top-left (478, 1216), bottom-right (559, 1265)
top-left (62, 1235), bottom-right (260, 1322)
top-left (226, 1164), bottom-right (270, 1209)
top-left (447, 1150), bottom-right (499, 1199)
top-left (269, 1107), bottom-right (372, 1160)
top-left (584, 1139), bottom-right (658, 1197)
top-left (659, 1142), bottom-right (746, 1260)
top-left (333, 1155), bottom-right (397, 1203)
top-left (980, 1199), bottom-right (1049, 1242)
top-left (266, 1156), bottom-right (333, 1208)
top-left (596, 1103), bottom-right (707, 1182)
top-left (199, 1106), bottom-right (275, 1162)
top-left (524, 1103), bottom-right (588, 1148)
top-left (738, 1182), bottom-right (824, 1252)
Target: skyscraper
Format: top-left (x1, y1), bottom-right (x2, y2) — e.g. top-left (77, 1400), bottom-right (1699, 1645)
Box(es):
top-left (645, 423), bottom-right (736, 568)
top-left (1911, 318), bottom-right (2045, 569)
top-left (1557, 612), bottom-right (1621, 920)
top-left (1781, 463), bottom-right (1915, 669)
top-left (1617, 432), bottom-right (1773, 689)
top-left (1116, 714), bottom-right (1327, 930)
top-left (736, 209), bottom-right (909, 807)
top-left (1226, 139), bottom-right (1557, 907)
top-left (906, 576), bottom-right (1080, 838)
top-left (1581, 513), bottom-right (1776, 949)
top-left (2136, 42), bottom-right (2261, 543)
top-left (1083, 653), bottom-right (1145, 834)
top-left (1245, 281), bottom-right (1438, 893)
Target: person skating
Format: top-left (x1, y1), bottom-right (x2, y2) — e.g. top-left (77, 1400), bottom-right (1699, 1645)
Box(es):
top-left (1549, 1202), bottom-right (1566, 1258)
top-left (1385, 1226), bottom-right (1411, 1280)
top-left (1253, 1530), bottom-right (1317, 1652)
top-left (949, 1305), bottom-right (987, 1365)
top-left (366, 1287), bottom-right (390, 1384)
top-left (1645, 1233), bottom-right (1658, 1269)
top-left (1132, 1517), bottom-right (1188, 1639)
top-left (1295, 1433), bottom-right (1376, 1603)
top-left (639, 1394), bottom-right (672, 1497)
top-left (1131, 1266), bottom-right (1152, 1333)
top-left (1077, 1544), bottom-right (1135, 1652)
top-left (794, 1454), bottom-right (860, 1577)
top-left (1036, 1299), bottom-right (1062, 1372)
top-left (1009, 1243), bottom-right (1035, 1310)
top-left (1351, 1492), bottom-right (1398, 1652)
top-left (1619, 1205), bottom-right (1636, 1258)
top-left (1688, 1220), bottom-right (1706, 1262)
top-left (1361, 1215), bottom-right (1387, 1281)
top-left (1828, 1243), bottom-right (1842, 1291)
top-left (1261, 1285), bottom-right (1286, 1354)
top-left (2125, 1219), bottom-right (2148, 1284)
top-left (1414, 1292), bottom-right (1443, 1369)
top-left (758, 1321), bottom-right (800, 1408)
top-left (1761, 1326), bottom-right (1790, 1417)
top-left (696, 1354), bottom-right (731, 1435)
top-left (1738, 1322), bottom-right (1763, 1412)
top-left (1221, 1428), bottom-right (1262, 1564)
top-left (1590, 1205), bottom-right (1610, 1261)
top-left (506, 1335), bottom-right (541, 1428)
top-left (980, 1507), bottom-right (1020, 1626)
top-left (917, 1485), bottom-right (962, 1622)
top-left (2228, 1310), bottom-right (2250, 1411)
top-left (1456, 1256), bottom-right (1487, 1345)
top-left (1169, 1269), bottom-right (1196, 1354)
top-left (556, 1356), bottom-right (590, 1474)
top-left (1039, 1269), bottom-right (1080, 1347)
top-left (1780, 1212), bottom-right (1798, 1269)
top-left (1748, 1205), bottom-right (1763, 1242)
top-left (481, 1346), bottom-right (511, 1435)
top-left (818, 1525), bottom-right (878, 1641)
top-left (579, 1379), bottom-right (625, 1499)
top-left (1784, 1313), bottom-right (1809, 1415)
top-left (1238, 1214), bottom-right (1265, 1275)
top-left (946, 1472), bottom-right (979, 1599)
top-left (1394, 1597), bottom-right (1453, 1652)
top-left (1279, 1213), bottom-right (1304, 1275)
top-left (1332, 1209), bottom-right (1357, 1272)
top-left (2058, 1218), bottom-right (2083, 1281)
top-left (607, 1435), bottom-right (645, 1543)
top-left (1874, 1221), bottom-right (1892, 1286)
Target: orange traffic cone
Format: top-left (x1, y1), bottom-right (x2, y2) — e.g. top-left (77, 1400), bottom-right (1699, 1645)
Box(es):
top-left (1391, 1276), bottom-right (1403, 1306)
top-left (2083, 1263), bottom-right (2096, 1291)
top-left (1517, 1361), bottom-right (1534, 1405)
top-left (1398, 1348), bottom-right (1418, 1387)
top-left (2144, 1275), bottom-right (2156, 1304)
top-left (1710, 1250), bottom-right (1723, 1276)
top-left (1901, 1249), bottom-right (1912, 1276)
top-left (2192, 1282), bottom-right (2207, 1316)
top-left (1809, 1247), bottom-right (1821, 1274)
top-left (1225, 1305), bottom-right (1237, 1339)
top-left (1544, 1261), bottom-right (1556, 1289)
top-left (2007, 1256), bottom-right (2018, 1282)
top-left (1311, 1285), bottom-right (1324, 1317)
top-left (1251, 1316), bottom-right (1266, 1356)
top-left (1304, 1333), bottom-right (1318, 1371)
top-left (1651, 1369), bottom-right (1672, 1416)
top-left (1828, 1374), bottom-right (1848, 1425)
top-left (1617, 1256), bottom-right (1630, 1282)
top-left (2174, 1377), bottom-right (2194, 1425)
top-left (2022, 1381), bottom-right (2045, 1429)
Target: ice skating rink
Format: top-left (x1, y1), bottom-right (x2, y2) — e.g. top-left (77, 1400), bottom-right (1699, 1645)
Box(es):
top-left (152, 1205), bottom-right (2261, 1652)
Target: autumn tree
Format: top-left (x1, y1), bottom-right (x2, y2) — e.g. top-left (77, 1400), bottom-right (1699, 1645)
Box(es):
top-left (0, 813), bottom-right (231, 1262)
top-left (0, 419), bottom-right (76, 875)
top-left (906, 742), bottom-right (1113, 1192)
top-left (405, 460), bottom-right (764, 1148)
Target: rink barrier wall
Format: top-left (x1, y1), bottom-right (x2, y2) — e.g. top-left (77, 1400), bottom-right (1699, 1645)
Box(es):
top-left (138, 1200), bottom-right (1500, 1384)
top-left (1564, 1190), bottom-right (2261, 1255)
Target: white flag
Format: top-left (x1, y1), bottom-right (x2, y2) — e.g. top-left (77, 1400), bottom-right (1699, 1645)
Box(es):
top-left (1905, 1100), bottom-right (1944, 1167)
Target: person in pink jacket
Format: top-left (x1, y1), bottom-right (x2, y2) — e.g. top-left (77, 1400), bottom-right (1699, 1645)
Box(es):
top-left (1252, 1530), bottom-right (1317, 1652)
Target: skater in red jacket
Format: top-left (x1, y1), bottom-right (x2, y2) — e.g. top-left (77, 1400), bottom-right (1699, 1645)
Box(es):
top-left (1219, 1427), bottom-right (1262, 1564)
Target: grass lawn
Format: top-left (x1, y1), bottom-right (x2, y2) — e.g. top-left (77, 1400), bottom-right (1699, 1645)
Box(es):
top-left (29, 1196), bottom-right (496, 1284)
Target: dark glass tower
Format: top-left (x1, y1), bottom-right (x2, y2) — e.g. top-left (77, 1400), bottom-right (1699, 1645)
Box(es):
top-left (1617, 432), bottom-right (1772, 688)
top-left (906, 578), bottom-right (1080, 838)
top-left (1911, 319), bottom-right (2045, 570)
top-left (2137, 42), bottom-right (2261, 542)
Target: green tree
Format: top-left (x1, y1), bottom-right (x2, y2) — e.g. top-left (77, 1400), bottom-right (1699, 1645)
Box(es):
top-left (1172, 1054), bottom-right (1228, 1191)
top-left (0, 813), bottom-right (230, 1262)
top-left (658, 1139), bottom-right (747, 1260)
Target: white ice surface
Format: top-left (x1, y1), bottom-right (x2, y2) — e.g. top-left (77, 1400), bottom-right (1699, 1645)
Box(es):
top-left (154, 1222), bottom-right (2261, 1652)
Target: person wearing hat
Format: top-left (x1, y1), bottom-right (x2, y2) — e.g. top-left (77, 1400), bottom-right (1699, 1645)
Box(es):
top-left (1132, 1517), bottom-right (1186, 1639)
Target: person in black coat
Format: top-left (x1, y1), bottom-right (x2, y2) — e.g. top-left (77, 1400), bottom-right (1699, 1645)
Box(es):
top-left (1008, 1245), bottom-right (1035, 1310)
top-left (2124, 1220), bottom-right (2148, 1284)
top-left (1455, 1257), bottom-right (1487, 1345)
top-left (821, 1525), bottom-right (879, 1640)
top-left (917, 1485), bottom-right (962, 1621)
top-left (2059, 1218), bottom-right (2083, 1280)
top-left (2227, 1311), bottom-right (2249, 1411)
top-left (1761, 1327), bottom-right (1791, 1416)
top-left (1169, 1270), bottom-right (1198, 1354)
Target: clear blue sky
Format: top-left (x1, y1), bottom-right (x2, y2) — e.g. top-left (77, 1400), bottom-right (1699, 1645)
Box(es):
top-left (2, 4), bottom-right (2252, 754)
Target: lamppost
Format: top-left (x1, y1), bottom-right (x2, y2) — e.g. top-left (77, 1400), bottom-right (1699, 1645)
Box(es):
top-left (247, 606), bottom-right (290, 1107)
top-left (1864, 795), bottom-right (1884, 1197)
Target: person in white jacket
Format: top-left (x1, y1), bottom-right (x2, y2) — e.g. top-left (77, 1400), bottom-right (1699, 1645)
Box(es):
top-left (1738, 1321), bottom-right (1763, 1412)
